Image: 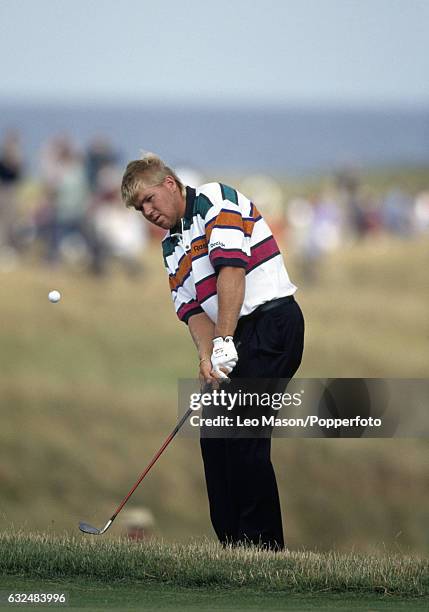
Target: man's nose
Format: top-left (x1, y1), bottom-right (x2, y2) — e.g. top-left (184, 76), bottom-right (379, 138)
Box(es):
top-left (143, 204), bottom-right (153, 217)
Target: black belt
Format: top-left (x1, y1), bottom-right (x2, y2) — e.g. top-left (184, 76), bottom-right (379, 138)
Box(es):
top-left (238, 295), bottom-right (295, 325)
top-left (257, 295), bottom-right (295, 313)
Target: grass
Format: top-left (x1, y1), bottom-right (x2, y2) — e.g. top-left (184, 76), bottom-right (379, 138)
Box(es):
top-left (3, 579), bottom-right (429, 611)
top-left (0, 532), bottom-right (428, 611)
top-left (0, 531), bottom-right (427, 597)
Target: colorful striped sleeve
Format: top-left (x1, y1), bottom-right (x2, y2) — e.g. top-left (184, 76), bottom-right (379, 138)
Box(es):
top-left (170, 270), bottom-right (204, 323)
top-left (205, 204), bottom-right (254, 272)
top-left (163, 241), bottom-right (204, 325)
top-left (176, 299), bottom-right (204, 324)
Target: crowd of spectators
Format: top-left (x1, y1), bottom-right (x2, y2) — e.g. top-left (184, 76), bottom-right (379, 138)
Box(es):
top-left (284, 168), bottom-right (429, 282)
top-left (0, 129), bottom-right (428, 282)
top-left (0, 131), bottom-right (147, 275)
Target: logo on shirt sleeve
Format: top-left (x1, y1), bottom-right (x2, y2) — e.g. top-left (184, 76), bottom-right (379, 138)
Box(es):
top-left (209, 241), bottom-right (226, 249)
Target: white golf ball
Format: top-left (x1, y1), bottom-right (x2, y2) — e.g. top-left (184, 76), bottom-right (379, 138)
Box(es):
top-left (48, 290), bottom-right (61, 303)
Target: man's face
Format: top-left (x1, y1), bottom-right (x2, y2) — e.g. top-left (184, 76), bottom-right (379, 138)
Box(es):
top-left (133, 176), bottom-right (184, 229)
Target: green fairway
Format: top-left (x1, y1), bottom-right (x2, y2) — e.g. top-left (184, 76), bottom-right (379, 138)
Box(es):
top-left (1, 576), bottom-right (428, 611)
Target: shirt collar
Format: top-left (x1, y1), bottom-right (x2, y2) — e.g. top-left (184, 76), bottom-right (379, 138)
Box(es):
top-left (170, 185), bottom-right (195, 236)
top-left (184, 185), bottom-right (196, 221)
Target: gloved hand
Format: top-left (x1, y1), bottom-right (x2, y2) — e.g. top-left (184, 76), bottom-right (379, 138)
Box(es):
top-left (211, 336), bottom-right (238, 379)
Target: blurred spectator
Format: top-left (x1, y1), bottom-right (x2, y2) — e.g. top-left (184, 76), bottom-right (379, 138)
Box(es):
top-left (335, 167), bottom-right (366, 238)
top-left (39, 134), bottom-right (71, 190)
top-left (335, 166), bottom-right (387, 239)
top-left (0, 130), bottom-right (23, 185)
top-left (0, 130), bottom-right (24, 258)
top-left (286, 192), bottom-right (342, 284)
top-left (39, 135), bottom-right (92, 266)
top-left (359, 191), bottom-right (382, 236)
top-left (285, 197), bottom-right (313, 252)
top-left (91, 165), bottom-right (147, 275)
top-left (349, 193), bottom-right (378, 238)
top-left (85, 136), bottom-right (118, 193)
top-left (380, 188), bottom-right (413, 237)
top-left (413, 191), bottom-right (429, 234)
top-left (311, 192), bottom-right (343, 254)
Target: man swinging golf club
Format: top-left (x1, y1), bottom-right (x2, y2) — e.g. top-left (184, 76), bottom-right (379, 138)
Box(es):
top-left (120, 153), bottom-right (304, 551)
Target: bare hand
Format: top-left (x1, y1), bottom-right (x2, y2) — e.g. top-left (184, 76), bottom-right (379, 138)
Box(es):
top-left (199, 358), bottom-right (230, 390)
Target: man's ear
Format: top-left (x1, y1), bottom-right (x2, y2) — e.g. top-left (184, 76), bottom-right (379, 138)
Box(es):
top-left (164, 175), bottom-right (176, 192)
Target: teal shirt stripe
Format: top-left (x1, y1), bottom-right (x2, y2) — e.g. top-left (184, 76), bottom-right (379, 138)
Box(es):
top-left (220, 183), bottom-right (238, 205)
top-left (162, 238), bottom-right (177, 263)
top-left (194, 193), bottom-right (213, 219)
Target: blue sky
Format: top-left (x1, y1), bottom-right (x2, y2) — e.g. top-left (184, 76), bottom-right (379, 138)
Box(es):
top-left (1, 0), bottom-right (428, 106)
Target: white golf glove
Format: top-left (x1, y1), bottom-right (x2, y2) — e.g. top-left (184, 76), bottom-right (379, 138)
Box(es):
top-left (211, 336), bottom-right (238, 379)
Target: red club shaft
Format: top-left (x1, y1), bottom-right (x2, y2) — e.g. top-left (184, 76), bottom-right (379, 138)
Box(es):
top-left (109, 407), bottom-right (193, 520)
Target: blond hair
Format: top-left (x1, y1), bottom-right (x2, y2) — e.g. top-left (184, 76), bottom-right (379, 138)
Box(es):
top-left (121, 152), bottom-right (184, 208)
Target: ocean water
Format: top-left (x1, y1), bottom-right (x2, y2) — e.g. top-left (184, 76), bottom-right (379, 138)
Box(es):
top-left (0, 102), bottom-right (428, 175)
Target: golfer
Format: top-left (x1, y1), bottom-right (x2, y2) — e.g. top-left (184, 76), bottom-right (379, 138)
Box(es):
top-left (121, 153), bottom-right (304, 551)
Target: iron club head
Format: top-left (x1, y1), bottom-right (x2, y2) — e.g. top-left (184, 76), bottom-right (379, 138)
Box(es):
top-left (79, 518), bottom-right (113, 535)
top-left (79, 522), bottom-right (101, 535)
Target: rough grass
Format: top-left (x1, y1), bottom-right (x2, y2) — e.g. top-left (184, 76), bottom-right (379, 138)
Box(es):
top-left (1, 531), bottom-right (428, 597)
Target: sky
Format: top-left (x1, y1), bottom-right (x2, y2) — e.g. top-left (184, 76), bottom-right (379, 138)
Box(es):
top-left (0, 0), bottom-right (428, 107)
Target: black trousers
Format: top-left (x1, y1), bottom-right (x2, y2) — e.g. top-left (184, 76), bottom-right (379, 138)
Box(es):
top-left (200, 297), bottom-right (305, 551)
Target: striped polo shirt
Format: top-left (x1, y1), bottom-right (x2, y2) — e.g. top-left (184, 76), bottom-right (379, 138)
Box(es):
top-left (162, 183), bottom-right (297, 324)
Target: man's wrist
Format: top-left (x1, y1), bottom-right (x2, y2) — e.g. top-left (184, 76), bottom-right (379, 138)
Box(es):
top-left (214, 327), bottom-right (235, 338)
top-left (213, 335), bottom-right (234, 343)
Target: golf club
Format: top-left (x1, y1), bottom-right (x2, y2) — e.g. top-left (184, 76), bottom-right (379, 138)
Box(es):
top-left (79, 382), bottom-right (217, 535)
